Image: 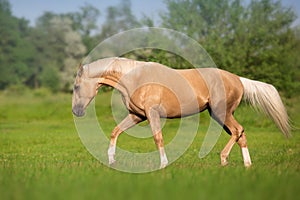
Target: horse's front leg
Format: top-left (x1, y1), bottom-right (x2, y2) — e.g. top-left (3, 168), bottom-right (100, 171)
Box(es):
top-left (145, 106), bottom-right (168, 169)
top-left (108, 113), bottom-right (144, 165)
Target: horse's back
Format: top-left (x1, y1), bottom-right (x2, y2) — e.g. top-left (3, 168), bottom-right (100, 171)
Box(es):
top-left (116, 59), bottom-right (244, 117)
top-left (196, 68), bottom-right (244, 113)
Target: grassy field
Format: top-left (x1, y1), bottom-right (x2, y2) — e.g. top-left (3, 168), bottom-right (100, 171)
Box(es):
top-left (0, 89), bottom-right (299, 200)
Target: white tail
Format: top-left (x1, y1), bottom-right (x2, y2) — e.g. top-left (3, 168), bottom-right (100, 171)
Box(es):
top-left (239, 77), bottom-right (291, 138)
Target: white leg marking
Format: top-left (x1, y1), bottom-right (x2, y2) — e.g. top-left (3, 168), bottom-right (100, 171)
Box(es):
top-left (108, 145), bottom-right (116, 165)
top-left (159, 147), bottom-right (168, 169)
top-left (241, 147), bottom-right (252, 167)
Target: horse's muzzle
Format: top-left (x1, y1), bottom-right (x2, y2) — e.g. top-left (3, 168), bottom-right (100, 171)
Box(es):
top-left (72, 104), bottom-right (85, 117)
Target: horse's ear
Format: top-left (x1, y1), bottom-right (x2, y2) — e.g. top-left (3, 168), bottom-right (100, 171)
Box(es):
top-left (77, 63), bottom-right (84, 77)
top-left (78, 62), bottom-right (83, 69)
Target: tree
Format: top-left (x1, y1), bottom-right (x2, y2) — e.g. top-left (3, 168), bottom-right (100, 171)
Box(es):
top-left (67, 3), bottom-right (101, 52)
top-left (0, 0), bottom-right (35, 89)
top-left (31, 13), bottom-right (86, 91)
top-left (98, 0), bottom-right (141, 41)
top-left (39, 66), bottom-right (60, 92)
top-left (161, 0), bottom-right (299, 95)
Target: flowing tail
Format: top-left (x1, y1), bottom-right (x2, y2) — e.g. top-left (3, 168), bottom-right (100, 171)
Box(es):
top-left (239, 77), bottom-right (291, 138)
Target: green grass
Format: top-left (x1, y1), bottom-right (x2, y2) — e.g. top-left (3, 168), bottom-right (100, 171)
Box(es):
top-left (0, 89), bottom-right (299, 200)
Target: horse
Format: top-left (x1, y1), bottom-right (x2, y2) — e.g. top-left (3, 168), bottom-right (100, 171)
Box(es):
top-left (72, 57), bottom-right (290, 168)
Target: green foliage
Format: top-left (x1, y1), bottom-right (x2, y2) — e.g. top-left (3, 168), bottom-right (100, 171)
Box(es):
top-left (0, 0), bottom-right (299, 96)
top-left (39, 67), bottom-right (60, 92)
top-left (97, 0), bottom-right (141, 41)
top-left (33, 13), bottom-right (86, 91)
top-left (123, 49), bottom-right (193, 69)
top-left (1, 1), bottom-right (299, 198)
top-left (162, 0), bottom-right (300, 96)
top-left (65, 3), bottom-right (101, 52)
top-left (0, 0), bottom-right (34, 89)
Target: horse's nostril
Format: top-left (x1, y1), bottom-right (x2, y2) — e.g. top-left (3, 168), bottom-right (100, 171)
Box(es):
top-left (72, 104), bottom-right (85, 117)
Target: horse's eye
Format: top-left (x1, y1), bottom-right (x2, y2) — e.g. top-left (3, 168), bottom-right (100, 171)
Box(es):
top-left (74, 85), bottom-right (80, 91)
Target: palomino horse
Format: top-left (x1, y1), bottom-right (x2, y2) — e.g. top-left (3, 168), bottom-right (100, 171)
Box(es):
top-left (72, 57), bottom-right (290, 168)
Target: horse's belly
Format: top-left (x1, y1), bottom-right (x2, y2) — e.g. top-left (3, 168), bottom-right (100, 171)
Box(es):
top-left (159, 96), bottom-right (208, 118)
top-left (126, 76), bottom-right (209, 118)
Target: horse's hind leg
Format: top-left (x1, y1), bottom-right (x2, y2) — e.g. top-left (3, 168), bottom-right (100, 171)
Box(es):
top-left (237, 132), bottom-right (252, 167)
top-left (219, 115), bottom-right (241, 166)
top-left (108, 113), bottom-right (144, 165)
top-left (220, 115), bottom-right (252, 167)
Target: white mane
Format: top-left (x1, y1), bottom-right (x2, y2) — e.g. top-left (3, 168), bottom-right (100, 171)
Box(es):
top-left (84, 57), bottom-right (140, 78)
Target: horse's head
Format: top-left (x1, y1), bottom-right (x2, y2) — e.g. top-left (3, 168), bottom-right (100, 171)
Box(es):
top-left (72, 64), bottom-right (101, 117)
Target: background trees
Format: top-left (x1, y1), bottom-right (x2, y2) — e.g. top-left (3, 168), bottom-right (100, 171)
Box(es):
top-left (162, 0), bottom-right (299, 95)
top-left (0, 0), bottom-right (299, 96)
top-left (0, 0), bottom-right (34, 89)
top-left (33, 14), bottom-right (87, 91)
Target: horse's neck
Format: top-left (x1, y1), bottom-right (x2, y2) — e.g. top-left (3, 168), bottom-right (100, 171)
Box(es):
top-left (88, 58), bottom-right (137, 78)
top-left (86, 57), bottom-right (117, 78)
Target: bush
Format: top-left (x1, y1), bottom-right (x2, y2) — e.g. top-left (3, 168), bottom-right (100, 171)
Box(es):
top-left (33, 87), bottom-right (52, 97)
top-left (39, 67), bottom-right (60, 93)
top-left (4, 84), bottom-right (29, 96)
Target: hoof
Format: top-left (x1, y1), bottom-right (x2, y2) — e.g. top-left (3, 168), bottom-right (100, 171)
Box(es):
top-left (109, 160), bottom-right (117, 167)
top-left (160, 162), bottom-right (168, 169)
top-left (108, 156), bottom-right (116, 166)
top-left (221, 159), bottom-right (229, 166)
top-left (244, 162), bottom-right (252, 168)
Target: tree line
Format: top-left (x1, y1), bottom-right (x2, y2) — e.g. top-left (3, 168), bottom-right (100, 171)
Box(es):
top-left (0, 0), bottom-right (299, 96)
